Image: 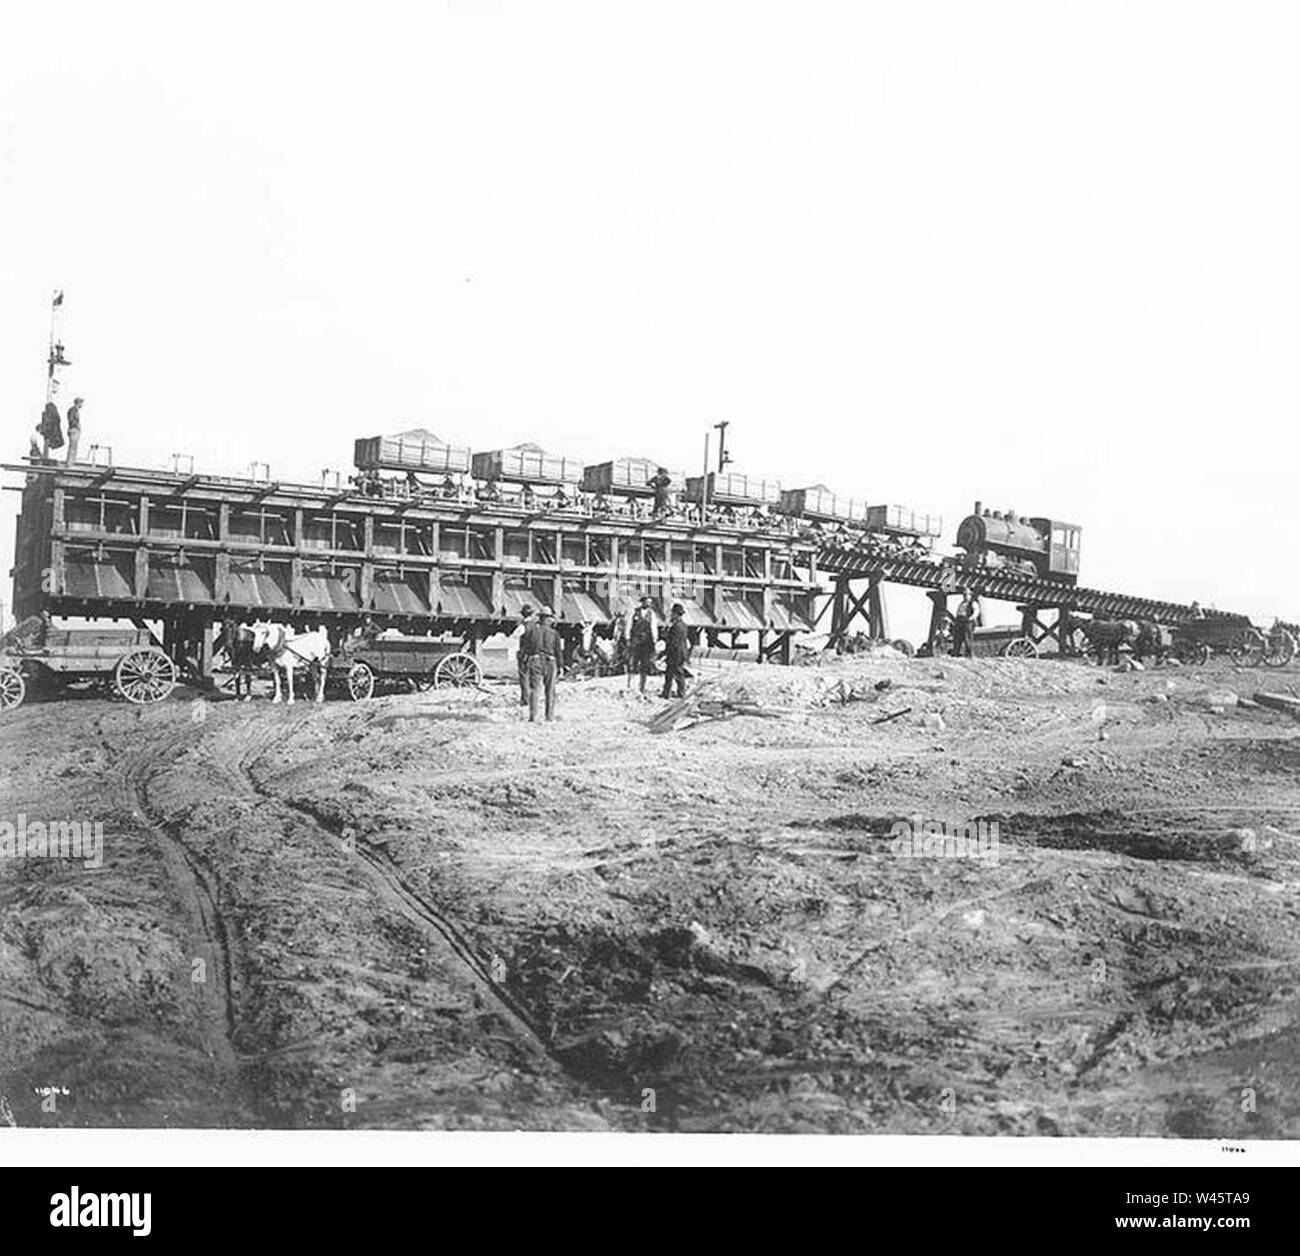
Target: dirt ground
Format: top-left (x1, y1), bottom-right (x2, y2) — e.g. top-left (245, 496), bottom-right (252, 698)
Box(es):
top-left (3, 650), bottom-right (1300, 1135)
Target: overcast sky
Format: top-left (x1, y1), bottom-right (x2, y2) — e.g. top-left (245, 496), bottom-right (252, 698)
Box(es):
top-left (2, 2), bottom-right (1296, 639)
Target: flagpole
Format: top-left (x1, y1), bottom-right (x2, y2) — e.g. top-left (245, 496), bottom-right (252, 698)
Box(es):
top-left (47, 289), bottom-right (66, 403)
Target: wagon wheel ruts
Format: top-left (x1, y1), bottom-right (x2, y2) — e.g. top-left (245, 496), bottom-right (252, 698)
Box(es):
top-left (434, 651), bottom-right (482, 689)
top-left (1001, 636), bottom-right (1039, 659)
top-left (1227, 628), bottom-right (1266, 667)
top-left (113, 647), bottom-right (177, 704)
top-left (347, 661), bottom-right (376, 701)
top-left (1264, 626), bottom-right (1296, 668)
top-left (0, 664), bottom-right (26, 711)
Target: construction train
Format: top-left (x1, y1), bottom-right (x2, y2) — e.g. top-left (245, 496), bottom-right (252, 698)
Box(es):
top-left (355, 430), bottom-right (1082, 579)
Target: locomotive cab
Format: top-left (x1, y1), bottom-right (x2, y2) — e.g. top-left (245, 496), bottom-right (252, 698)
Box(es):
top-left (1042, 519), bottom-right (1081, 582)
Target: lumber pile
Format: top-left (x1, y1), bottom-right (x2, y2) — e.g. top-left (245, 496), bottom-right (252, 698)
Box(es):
top-left (647, 684), bottom-right (804, 734)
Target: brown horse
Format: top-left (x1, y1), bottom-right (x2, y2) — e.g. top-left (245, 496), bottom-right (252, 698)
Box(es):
top-left (216, 620), bottom-right (261, 700)
top-left (1079, 618), bottom-right (1138, 666)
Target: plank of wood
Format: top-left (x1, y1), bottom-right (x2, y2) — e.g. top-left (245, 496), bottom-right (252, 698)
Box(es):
top-left (870, 706), bottom-right (913, 725)
top-left (1253, 692), bottom-right (1300, 715)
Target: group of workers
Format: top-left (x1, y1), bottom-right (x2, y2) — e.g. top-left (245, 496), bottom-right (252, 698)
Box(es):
top-left (616, 594), bottom-right (691, 699)
top-left (344, 466), bottom-right (947, 564)
top-left (511, 596), bottom-right (691, 720)
top-left (32, 397), bottom-right (85, 464)
top-left (348, 465), bottom-right (793, 534)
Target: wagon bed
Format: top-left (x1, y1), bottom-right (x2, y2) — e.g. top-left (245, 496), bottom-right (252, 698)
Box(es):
top-left (1169, 619), bottom-right (1295, 668)
top-left (0, 618), bottom-right (176, 710)
top-left (329, 634), bottom-right (483, 700)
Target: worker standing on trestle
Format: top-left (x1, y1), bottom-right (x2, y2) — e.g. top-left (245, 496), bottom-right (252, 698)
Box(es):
top-left (648, 467), bottom-right (672, 518)
top-left (36, 400), bottom-right (63, 460)
top-left (65, 397), bottom-right (83, 464)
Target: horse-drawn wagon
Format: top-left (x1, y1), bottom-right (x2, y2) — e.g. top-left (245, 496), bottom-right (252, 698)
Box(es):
top-left (330, 634), bottom-right (483, 700)
top-left (0, 616), bottom-right (176, 711)
top-left (1168, 619), bottom-right (1295, 668)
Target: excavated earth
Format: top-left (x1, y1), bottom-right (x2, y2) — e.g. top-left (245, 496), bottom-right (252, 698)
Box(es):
top-left (3, 653), bottom-right (1300, 1135)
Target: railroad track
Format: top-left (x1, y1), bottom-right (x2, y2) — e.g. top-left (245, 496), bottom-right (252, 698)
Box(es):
top-left (817, 546), bottom-right (1253, 625)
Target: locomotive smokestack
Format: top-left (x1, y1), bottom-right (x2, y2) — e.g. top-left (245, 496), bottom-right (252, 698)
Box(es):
top-left (974, 500), bottom-right (982, 517)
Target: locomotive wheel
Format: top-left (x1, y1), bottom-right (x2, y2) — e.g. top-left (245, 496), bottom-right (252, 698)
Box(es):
top-left (347, 661), bottom-right (376, 701)
top-left (114, 648), bottom-right (177, 704)
top-left (0, 665), bottom-right (26, 711)
top-left (1264, 627), bottom-right (1296, 668)
top-left (1001, 637), bottom-right (1039, 659)
top-left (1227, 629), bottom-right (1266, 667)
top-left (435, 651), bottom-right (482, 689)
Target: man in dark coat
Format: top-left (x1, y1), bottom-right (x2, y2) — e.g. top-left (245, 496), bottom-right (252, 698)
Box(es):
top-left (520, 606), bottom-right (563, 721)
top-left (648, 467), bottom-right (673, 517)
top-left (661, 602), bottom-right (691, 699)
top-left (37, 401), bottom-right (64, 458)
top-left (951, 589), bottom-right (980, 657)
top-left (625, 595), bottom-right (658, 694)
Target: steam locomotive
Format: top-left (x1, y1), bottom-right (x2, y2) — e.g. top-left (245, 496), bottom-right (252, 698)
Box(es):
top-left (954, 502), bottom-right (1081, 584)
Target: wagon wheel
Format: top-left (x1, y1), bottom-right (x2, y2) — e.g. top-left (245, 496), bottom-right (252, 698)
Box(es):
top-left (113, 648), bottom-right (177, 704)
top-left (434, 651), bottom-right (482, 689)
top-left (1264, 626), bottom-right (1296, 668)
top-left (1001, 637), bottom-right (1039, 659)
top-left (347, 661), bottom-right (376, 701)
top-left (1227, 628), bottom-right (1266, 667)
top-left (1176, 639), bottom-right (1211, 666)
top-left (0, 665), bottom-right (26, 711)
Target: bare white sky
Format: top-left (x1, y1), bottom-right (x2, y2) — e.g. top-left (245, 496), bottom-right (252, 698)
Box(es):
top-left (2, 2), bottom-right (1296, 639)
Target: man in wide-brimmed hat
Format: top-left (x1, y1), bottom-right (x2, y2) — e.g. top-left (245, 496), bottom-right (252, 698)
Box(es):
top-left (624, 594), bottom-right (658, 696)
top-left (519, 606), bottom-right (563, 722)
top-left (661, 601), bottom-right (691, 700)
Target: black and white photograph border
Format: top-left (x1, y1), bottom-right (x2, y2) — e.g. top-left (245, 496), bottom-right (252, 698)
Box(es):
top-left (2, 0), bottom-right (1299, 1173)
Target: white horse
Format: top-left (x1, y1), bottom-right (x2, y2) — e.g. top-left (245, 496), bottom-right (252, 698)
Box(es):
top-left (250, 623), bottom-right (331, 704)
